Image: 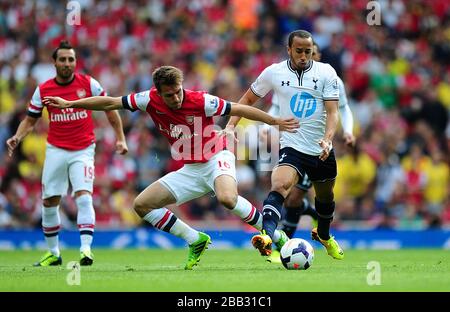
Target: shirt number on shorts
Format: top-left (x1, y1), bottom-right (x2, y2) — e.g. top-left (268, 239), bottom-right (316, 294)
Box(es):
top-left (218, 161), bottom-right (231, 169)
top-left (84, 166), bottom-right (94, 180)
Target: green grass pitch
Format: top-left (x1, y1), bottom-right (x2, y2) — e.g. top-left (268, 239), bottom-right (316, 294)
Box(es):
top-left (1, 248), bottom-right (448, 292)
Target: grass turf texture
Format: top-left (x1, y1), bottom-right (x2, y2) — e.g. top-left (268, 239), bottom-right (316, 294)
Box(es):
top-left (0, 249), bottom-right (448, 292)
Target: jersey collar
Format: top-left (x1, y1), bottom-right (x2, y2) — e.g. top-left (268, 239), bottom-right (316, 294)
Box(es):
top-left (287, 60), bottom-right (313, 73)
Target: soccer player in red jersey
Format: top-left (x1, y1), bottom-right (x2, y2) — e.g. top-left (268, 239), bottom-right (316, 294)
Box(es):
top-left (6, 41), bottom-right (128, 266)
top-left (44, 65), bottom-right (299, 269)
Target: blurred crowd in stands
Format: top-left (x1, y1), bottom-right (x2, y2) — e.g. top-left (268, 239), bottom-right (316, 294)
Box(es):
top-left (0, 0), bottom-right (449, 230)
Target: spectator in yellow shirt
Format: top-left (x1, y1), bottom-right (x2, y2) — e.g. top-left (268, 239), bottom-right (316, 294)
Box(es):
top-left (335, 144), bottom-right (377, 203)
top-left (423, 149), bottom-right (449, 218)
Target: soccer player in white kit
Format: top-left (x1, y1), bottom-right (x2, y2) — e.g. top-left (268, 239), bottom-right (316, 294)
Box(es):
top-left (277, 42), bottom-right (355, 238)
top-left (6, 41), bottom-right (128, 266)
top-left (264, 41), bottom-right (355, 263)
top-left (227, 30), bottom-right (345, 260)
top-left (44, 65), bottom-right (298, 270)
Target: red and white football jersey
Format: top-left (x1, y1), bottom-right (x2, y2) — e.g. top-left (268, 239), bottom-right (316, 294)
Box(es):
top-left (122, 88), bottom-right (231, 164)
top-left (28, 73), bottom-right (106, 150)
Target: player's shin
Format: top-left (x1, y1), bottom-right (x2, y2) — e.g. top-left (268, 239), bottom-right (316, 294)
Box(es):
top-left (76, 194), bottom-right (95, 252)
top-left (262, 191), bottom-right (285, 239)
top-left (143, 208), bottom-right (199, 244)
top-left (231, 196), bottom-right (262, 228)
top-left (42, 205), bottom-right (61, 256)
top-left (315, 199), bottom-right (335, 240)
top-left (232, 196), bottom-right (286, 247)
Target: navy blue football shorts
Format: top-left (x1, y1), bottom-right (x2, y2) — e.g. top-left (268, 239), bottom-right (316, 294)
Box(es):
top-left (277, 147), bottom-right (337, 183)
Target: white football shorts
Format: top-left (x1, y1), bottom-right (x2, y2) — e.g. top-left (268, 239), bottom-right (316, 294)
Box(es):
top-left (159, 150), bottom-right (236, 205)
top-left (42, 143), bottom-right (95, 199)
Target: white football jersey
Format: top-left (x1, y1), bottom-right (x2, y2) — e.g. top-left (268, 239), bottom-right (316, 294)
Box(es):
top-left (269, 75), bottom-right (352, 135)
top-left (252, 60), bottom-right (339, 155)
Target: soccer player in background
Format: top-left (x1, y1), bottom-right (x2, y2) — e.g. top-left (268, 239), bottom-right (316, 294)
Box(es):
top-left (263, 42), bottom-right (355, 263)
top-left (6, 41), bottom-right (128, 266)
top-left (44, 65), bottom-right (298, 270)
top-left (227, 30), bottom-right (345, 260)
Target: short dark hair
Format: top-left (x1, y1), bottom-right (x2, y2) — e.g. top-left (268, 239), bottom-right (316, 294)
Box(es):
top-left (152, 66), bottom-right (184, 92)
top-left (288, 30), bottom-right (313, 47)
top-left (52, 40), bottom-right (74, 60)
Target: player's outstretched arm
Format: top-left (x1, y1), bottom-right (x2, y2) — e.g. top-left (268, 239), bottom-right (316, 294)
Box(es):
top-left (226, 88), bottom-right (259, 128)
top-left (43, 96), bottom-right (123, 111)
top-left (229, 103), bottom-right (299, 132)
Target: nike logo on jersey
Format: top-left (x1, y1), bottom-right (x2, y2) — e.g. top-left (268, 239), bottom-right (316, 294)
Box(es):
top-left (156, 110), bottom-right (166, 114)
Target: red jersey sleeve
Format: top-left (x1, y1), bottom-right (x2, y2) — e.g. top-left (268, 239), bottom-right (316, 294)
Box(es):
top-left (203, 93), bottom-right (231, 117)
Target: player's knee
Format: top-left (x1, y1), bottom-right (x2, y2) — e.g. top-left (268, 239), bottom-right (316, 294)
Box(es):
top-left (217, 192), bottom-right (238, 209)
top-left (133, 197), bottom-right (153, 217)
top-left (314, 181), bottom-right (335, 203)
top-left (43, 196), bottom-right (61, 207)
top-left (271, 181), bottom-right (291, 197)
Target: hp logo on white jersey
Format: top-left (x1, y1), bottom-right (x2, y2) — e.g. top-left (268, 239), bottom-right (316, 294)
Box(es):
top-left (290, 92), bottom-right (317, 118)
